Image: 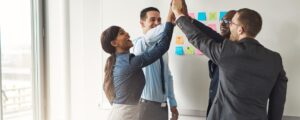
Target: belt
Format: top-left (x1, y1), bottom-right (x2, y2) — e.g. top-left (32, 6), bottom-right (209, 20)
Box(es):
top-left (139, 98), bottom-right (168, 108)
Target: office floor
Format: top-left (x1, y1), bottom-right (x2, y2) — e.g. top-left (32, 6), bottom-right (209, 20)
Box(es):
top-left (99, 110), bottom-right (300, 120)
top-left (179, 116), bottom-right (300, 120)
top-left (178, 116), bottom-right (205, 120)
top-left (99, 109), bottom-right (205, 120)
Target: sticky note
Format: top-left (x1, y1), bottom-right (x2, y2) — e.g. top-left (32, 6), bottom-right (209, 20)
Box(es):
top-left (185, 46), bottom-right (195, 55)
top-left (208, 24), bottom-right (217, 31)
top-left (197, 12), bottom-right (206, 21)
top-left (188, 12), bottom-right (196, 19)
top-left (220, 11), bottom-right (227, 20)
top-left (208, 12), bottom-right (218, 21)
top-left (176, 36), bottom-right (184, 45)
top-left (195, 49), bottom-right (203, 55)
top-left (175, 46), bottom-right (184, 55)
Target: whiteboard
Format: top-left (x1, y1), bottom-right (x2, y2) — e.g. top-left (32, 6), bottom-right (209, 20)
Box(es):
top-left (100, 0), bottom-right (300, 116)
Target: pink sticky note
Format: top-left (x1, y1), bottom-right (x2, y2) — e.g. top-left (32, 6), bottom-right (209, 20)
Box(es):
top-left (208, 24), bottom-right (217, 31)
top-left (195, 49), bottom-right (203, 55)
top-left (188, 12), bottom-right (195, 19)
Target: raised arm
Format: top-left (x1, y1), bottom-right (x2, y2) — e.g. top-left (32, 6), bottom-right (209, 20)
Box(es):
top-left (172, 0), bottom-right (223, 64)
top-left (175, 0), bottom-right (224, 42)
top-left (190, 18), bottom-right (224, 43)
top-left (177, 16), bottom-right (223, 64)
top-left (144, 23), bottom-right (166, 46)
top-left (132, 23), bottom-right (166, 56)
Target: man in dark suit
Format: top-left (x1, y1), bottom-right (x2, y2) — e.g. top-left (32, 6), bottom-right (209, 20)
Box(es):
top-left (206, 10), bottom-right (236, 116)
top-left (171, 0), bottom-right (288, 120)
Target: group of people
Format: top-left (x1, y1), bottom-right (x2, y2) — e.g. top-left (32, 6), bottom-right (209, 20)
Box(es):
top-left (100, 0), bottom-right (288, 120)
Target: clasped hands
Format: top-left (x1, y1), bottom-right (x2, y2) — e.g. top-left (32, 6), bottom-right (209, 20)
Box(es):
top-left (168, 0), bottom-right (189, 22)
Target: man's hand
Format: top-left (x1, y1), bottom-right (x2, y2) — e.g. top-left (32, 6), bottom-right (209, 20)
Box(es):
top-left (182, 0), bottom-right (188, 16)
top-left (171, 0), bottom-right (188, 18)
top-left (170, 107), bottom-right (179, 120)
top-left (167, 6), bottom-right (175, 24)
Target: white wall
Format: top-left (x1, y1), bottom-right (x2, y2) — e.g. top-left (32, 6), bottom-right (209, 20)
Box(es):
top-left (45, 0), bottom-right (300, 120)
top-left (69, 0), bottom-right (105, 119)
top-left (45, 0), bottom-right (70, 120)
top-left (46, 0), bottom-right (105, 119)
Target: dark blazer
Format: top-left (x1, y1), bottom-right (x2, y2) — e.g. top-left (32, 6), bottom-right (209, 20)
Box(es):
top-left (187, 19), bottom-right (224, 115)
top-left (176, 16), bottom-right (288, 120)
top-left (207, 60), bottom-right (219, 115)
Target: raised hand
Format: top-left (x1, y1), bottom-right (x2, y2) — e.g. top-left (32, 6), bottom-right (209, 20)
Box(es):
top-left (171, 0), bottom-right (185, 17)
top-left (182, 0), bottom-right (188, 16)
top-left (167, 6), bottom-right (176, 24)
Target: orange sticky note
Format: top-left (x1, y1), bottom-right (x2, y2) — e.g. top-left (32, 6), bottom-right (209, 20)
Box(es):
top-left (176, 36), bottom-right (184, 45)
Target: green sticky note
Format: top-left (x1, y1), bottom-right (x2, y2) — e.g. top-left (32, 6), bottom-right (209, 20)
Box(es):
top-left (208, 12), bottom-right (217, 21)
top-left (185, 46), bottom-right (195, 55)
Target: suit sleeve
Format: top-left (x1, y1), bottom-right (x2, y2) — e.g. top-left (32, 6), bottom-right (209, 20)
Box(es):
top-left (176, 16), bottom-right (224, 64)
top-left (268, 56), bottom-right (288, 120)
top-left (190, 18), bottom-right (224, 43)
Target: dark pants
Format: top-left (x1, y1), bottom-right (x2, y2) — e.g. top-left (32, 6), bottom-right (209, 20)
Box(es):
top-left (138, 99), bottom-right (168, 120)
top-left (207, 61), bottom-right (219, 117)
top-left (206, 97), bottom-right (213, 117)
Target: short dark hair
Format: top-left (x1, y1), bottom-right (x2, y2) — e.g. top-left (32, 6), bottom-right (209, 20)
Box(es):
top-left (237, 8), bottom-right (262, 37)
top-left (140, 7), bottom-right (160, 20)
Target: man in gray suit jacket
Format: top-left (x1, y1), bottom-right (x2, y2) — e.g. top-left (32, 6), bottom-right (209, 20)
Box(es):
top-left (171, 0), bottom-right (288, 120)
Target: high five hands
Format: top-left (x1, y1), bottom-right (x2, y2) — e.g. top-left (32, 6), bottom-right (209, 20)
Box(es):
top-left (171, 0), bottom-right (188, 19)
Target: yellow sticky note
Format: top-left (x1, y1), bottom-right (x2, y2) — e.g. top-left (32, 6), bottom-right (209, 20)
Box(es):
top-left (185, 46), bottom-right (195, 55)
top-left (176, 36), bottom-right (184, 45)
top-left (208, 12), bottom-right (217, 21)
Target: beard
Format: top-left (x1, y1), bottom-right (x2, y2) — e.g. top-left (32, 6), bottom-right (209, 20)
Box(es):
top-left (221, 30), bottom-right (230, 39)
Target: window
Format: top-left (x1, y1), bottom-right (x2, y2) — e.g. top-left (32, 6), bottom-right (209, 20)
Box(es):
top-left (0, 0), bottom-right (44, 120)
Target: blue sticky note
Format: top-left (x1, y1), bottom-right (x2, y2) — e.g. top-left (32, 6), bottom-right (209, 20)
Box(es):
top-left (175, 46), bottom-right (184, 55)
top-left (220, 11), bottom-right (227, 20)
top-left (198, 12), bottom-right (206, 21)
